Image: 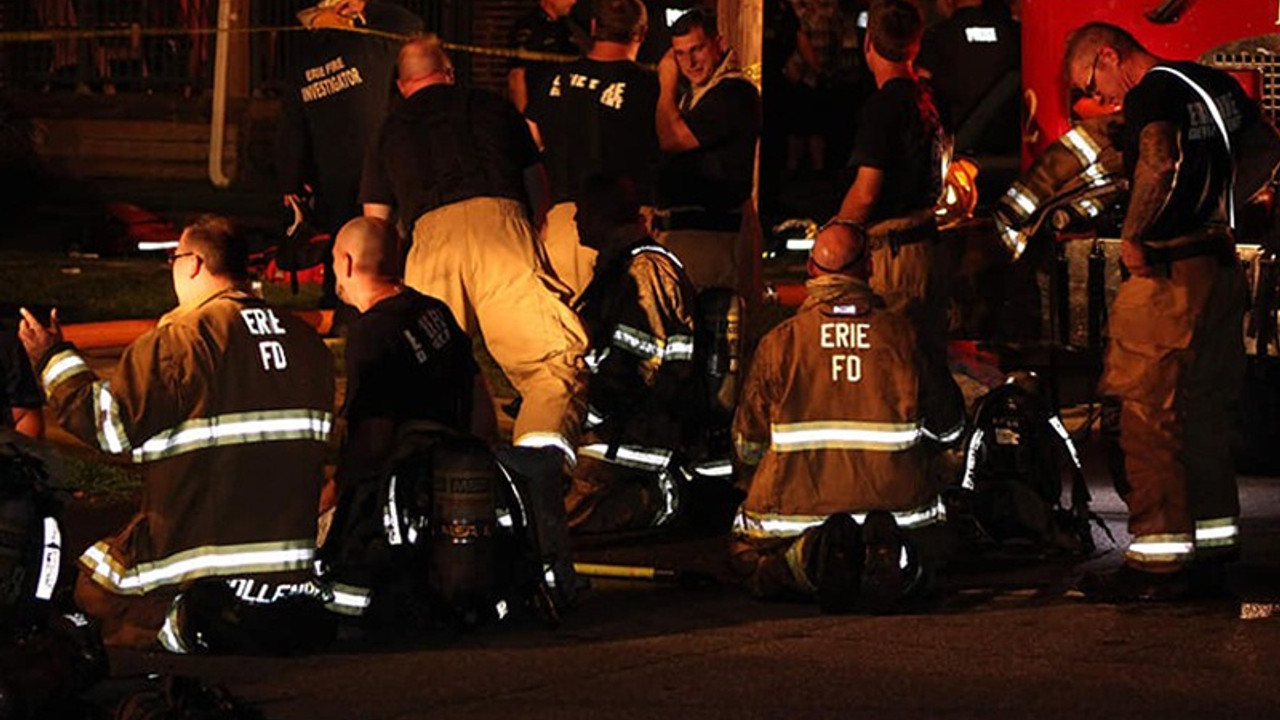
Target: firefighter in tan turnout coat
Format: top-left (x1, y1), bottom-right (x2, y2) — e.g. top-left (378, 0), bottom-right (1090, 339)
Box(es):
top-left (731, 223), bottom-right (964, 614)
top-left (19, 216), bottom-right (335, 651)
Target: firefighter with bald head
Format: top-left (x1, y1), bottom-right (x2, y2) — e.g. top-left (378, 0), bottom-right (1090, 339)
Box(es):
top-left (1063, 23), bottom-right (1256, 601)
top-left (730, 220), bottom-right (964, 615)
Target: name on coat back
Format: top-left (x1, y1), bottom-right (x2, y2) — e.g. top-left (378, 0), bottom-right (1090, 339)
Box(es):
top-left (820, 322), bottom-right (870, 382)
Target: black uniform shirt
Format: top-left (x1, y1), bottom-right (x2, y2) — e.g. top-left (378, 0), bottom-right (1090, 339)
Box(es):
top-left (525, 57), bottom-right (661, 204)
top-left (917, 4), bottom-right (1020, 150)
top-left (657, 76), bottom-right (761, 212)
top-left (0, 321), bottom-right (41, 429)
top-left (508, 6), bottom-right (583, 103)
top-left (276, 1), bottom-right (422, 225)
top-left (340, 289), bottom-right (478, 486)
top-left (1122, 61), bottom-right (1260, 242)
top-left (360, 84), bottom-right (542, 223)
top-left (849, 77), bottom-right (946, 222)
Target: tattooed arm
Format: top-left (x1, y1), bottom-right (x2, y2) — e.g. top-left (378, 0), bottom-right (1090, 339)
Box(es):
top-left (1120, 121), bottom-right (1180, 277)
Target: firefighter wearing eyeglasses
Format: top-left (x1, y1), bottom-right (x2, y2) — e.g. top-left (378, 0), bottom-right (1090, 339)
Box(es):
top-left (1064, 23), bottom-right (1258, 601)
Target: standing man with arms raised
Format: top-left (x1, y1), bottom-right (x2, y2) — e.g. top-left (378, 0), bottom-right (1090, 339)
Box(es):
top-left (525, 0), bottom-right (658, 300)
top-left (1064, 23), bottom-right (1255, 601)
top-left (654, 8), bottom-right (762, 299)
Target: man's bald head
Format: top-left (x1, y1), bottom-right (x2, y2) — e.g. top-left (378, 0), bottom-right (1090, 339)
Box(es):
top-left (809, 222), bottom-right (869, 279)
top-left (397, 34), bottom-right (453, 92)
top-left (335, 216), bottom-right (401, 279)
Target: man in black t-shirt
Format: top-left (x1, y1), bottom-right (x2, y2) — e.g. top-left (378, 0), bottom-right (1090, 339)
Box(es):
top-left (1064, 23), bottom-right (1256, 602)
top-left (361, 35), bottom-right (588, 472)
top-left (822, 0), bottom-right (952, 372)
top-left (277, 0), bottom-right (422, 308)
top-left (507, 0), bottom-right (586, 113)
top-left (525, 0), bottom-right (658, 300)
top-left (0, 320), bottom-right (43, 438)
top-left (917, 0), bottom-right (1020, 156)
top-left (654, 8), bottom-right (761, 298)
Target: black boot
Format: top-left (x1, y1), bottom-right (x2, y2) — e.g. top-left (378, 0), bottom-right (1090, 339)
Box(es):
top-left (807, 514), bottom-right (864, 614)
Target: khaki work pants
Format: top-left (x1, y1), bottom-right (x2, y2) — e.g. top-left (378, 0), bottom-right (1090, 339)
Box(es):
top-left (654, 202), bottom-right (764, 302)
top-left (1098, 256), bottom-right (1245, 570)
top-left (407, 197), bottom-right (589, 450)
top-left (542, 202), bottom-right (598, 303)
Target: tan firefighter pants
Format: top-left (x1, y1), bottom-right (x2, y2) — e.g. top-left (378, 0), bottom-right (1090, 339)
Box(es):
top-left (542, 201), bottom-right (598, 303)
top-left (654, 202), bottom-right (764, 303)
top-left (407, 197), bottom-right (588, 455)
top-left (1098, 254), bottom-right (1244, 570)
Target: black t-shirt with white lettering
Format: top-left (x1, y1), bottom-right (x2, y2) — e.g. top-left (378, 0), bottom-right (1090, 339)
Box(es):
top-left (360, 84), bottom-right (542, 223)
top-left (525, 57), bottom-right (661, 204)
top-left (916, 5), bottom-right (1020, 154)
top-left (339, 289), bottom-right (477, 487)
top-left (1122, 61), bottom-right (1260, 242)
top-left (276, 2), bottom-right (422, 228)
top-left (849, 77), bottom-right (946, 222)
top-left (508, 7), bottom-right (584, 103)
top-left (657, 76), bottom-right (761, 212)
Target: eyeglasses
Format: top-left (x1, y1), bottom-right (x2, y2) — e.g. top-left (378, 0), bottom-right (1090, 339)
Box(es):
top-left (166, 251), bottom-right (196, 266)
top-left (1081, 51), bottom-right (1102, 99)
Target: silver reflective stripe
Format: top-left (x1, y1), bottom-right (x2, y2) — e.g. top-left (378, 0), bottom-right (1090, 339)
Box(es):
top-left (585, 407), bottom-right (607, 429)
top-left (652, 469), bottom-right (680, 527)
top-left (733, 498), bottom-right (944, 539)
top-left (631, 243), bottom-right (685, 269)
top-left (692, 459), bottom-right (734, 478)
top-left (95, 381), bottom-right (129, 454)
top-left (80, 539), bottom-right (315, 595)
top-left (999, 223), bottom-right (1027, 259)
top-left (770, 420), bottom-right (922, 452)
top-left (964, 26), bottom-right (997, 43)
top-left (1061, 127), bottom-right (1101, 166)
top-left (1149, 66), bottom-right (1235, 229)
top-left (612, 326), bottom-right (694, 362)
top-left (1047, 416), bottom-right (1083, 469)
top-left (584, 347), bottom-right (609, 372)
top-left (1004, 182), bottom-right (1040, 219)
top-left (922, 420), bottom-right (964, 444)
top-left (35, 517), bottom-right (61, 601)
top-left (961, 427), bottom-right (984, 490)
top-left (579, 443), bottom-right (673, 471)
top-left (1195, 517), bottom-right (1239, 548)
top-left (42, 349), bottom-right (91, 390)
top-left (158, 597), bottom-right (192, 654)
top-left (130, 408), bottom-right (333, 463)
top-left (1127, 534), bottom-right (1195, 564)
top-left (515, 431), bottom-right (577, 466)
top-left (384, 474), bottom-right (404, 546)
top-left (325, 583), bottom-right (373, 617)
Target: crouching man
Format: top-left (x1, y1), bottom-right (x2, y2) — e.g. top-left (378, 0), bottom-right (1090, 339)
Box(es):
top-left (19, 216), bottom-right (335, 652)
top-left (565, 173), bottom-right (702, 533)
top-left (730, 223), bottom-right (964, 614)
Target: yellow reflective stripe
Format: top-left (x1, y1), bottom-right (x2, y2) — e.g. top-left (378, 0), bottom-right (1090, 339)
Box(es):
top-left (158, 597), bottom-right (192, 654)
top-left (612, 325), bottom-right (693, 362)
top-left (998, 223), bottom-right (1027, 259)
top-left (692, 459), bottom-right (734, 477)
top-left (736, 435), bottom-right (766, 465)
top-left (733, 499), bottom-right (943, 539)
top-left (784, 534), bottom-right (817, 593)
top-left (922, 420), bottom-right (964, 444)
top-left (515, 431), bottom-right (577, 466)
top-left (324, 582), bottom-right (373, 617)
top-left (664, 335), bottom-right (696, 361)
top-left (130, 408), bottom-right (332, 463)
top-left (1061, 127), bottom-right (1101, 166)
top-left (770, 420), bottom-right (922, 452)
top-left (80, 539), bottom-right (315, 595)
top-left (579, 443), bottom-right (674, 471)
top-left (1195, 517), bottom-right (1239, 548)
top-left (42, 349), bottom-right (91, 391)
top-left (1126, 534), bottom-right (1195, 564)
top-left (1003, 182), bottom-right (1040, 219)
top-left (91, 381), bottom-right (130, 454)
top-left (631, 243), bottom-right (685, 269)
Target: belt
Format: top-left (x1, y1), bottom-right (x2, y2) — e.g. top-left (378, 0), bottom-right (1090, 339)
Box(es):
top-left (654, 207), bottom-right (742, 233)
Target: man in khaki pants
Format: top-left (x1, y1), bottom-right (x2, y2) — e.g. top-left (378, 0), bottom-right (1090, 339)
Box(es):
top-left (361, 35), bottom-right (587, 465)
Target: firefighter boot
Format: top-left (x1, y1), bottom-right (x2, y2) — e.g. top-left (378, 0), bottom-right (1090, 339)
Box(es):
top-left (807, 514), bottom-right (864, 614)
top-left (1076, 565), bottom-right (1192, 603)
top-left (861, 511), bottom-right (908, 615)
top-left (493, 445), bottom-right (579, 618)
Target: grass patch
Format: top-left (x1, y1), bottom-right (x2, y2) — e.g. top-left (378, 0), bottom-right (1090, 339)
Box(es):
top-left (0, 251), bottom-right (321, 323)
